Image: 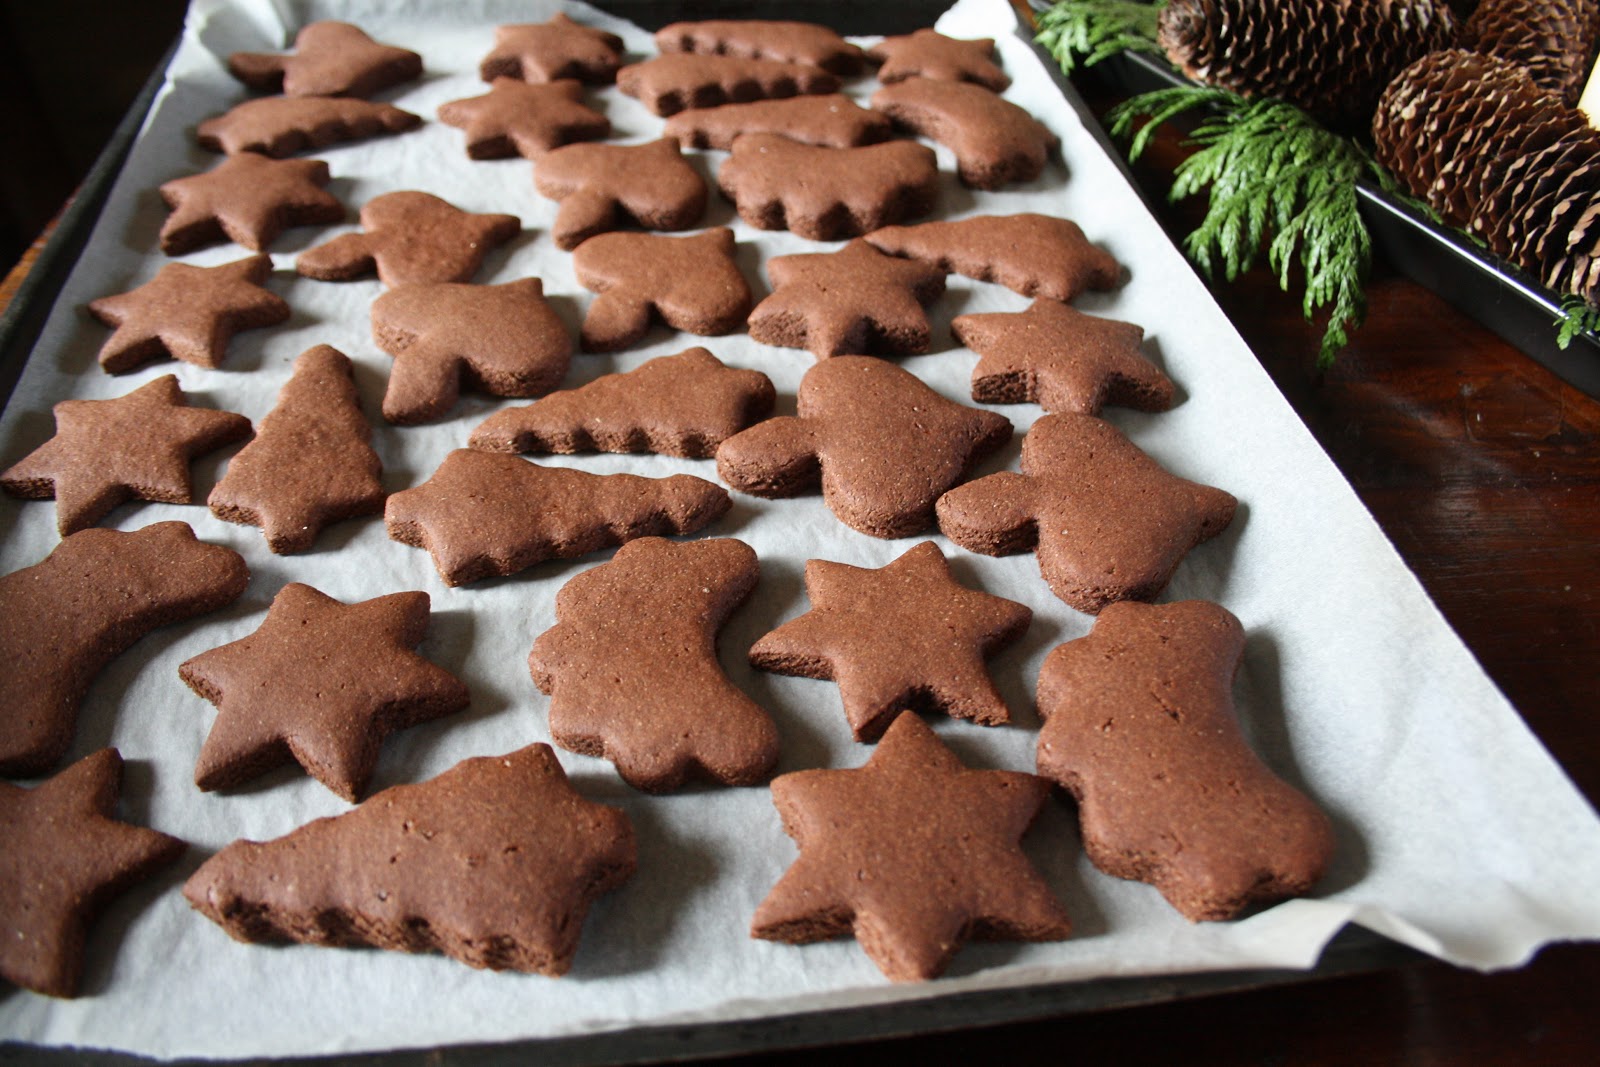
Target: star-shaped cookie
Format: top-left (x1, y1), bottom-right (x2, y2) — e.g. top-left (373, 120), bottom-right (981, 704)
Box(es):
top-left (438, 78), bottom-right (610, 160)
top-left (751, 713), bottom-right (1070, 982)
top-left (1, 748), bottom-right (186, 998)
top-left (748, 239), bottom-right (947, 358)
top-left (87, 255), bottom-right (289, 373)
top-left (179, 583), bottom-right (470, 802)
top-left (573, 228), bottom-right (752, 352)
top-left (479, 14), bottom-right (625, 84)
top-left (871, 78), bottom-right (1058, 189)
top-left (936, 413), bottom-right (1237, 613)
top-left (209, 345), bottom-right (385, 553)
top-left (868, 30), bottom-right (1010, 92)
top-left (866, 214), bottom-right (1121, 303)
top-left (297, 191), bottom-right (520, 287)
top-left (952, 298), bottom-right (1176, 416)
top-left (533, 137), bottom-right (708, 250)
top-left (158, 153), bottom-right (344, 255)
top-left (1, 375), bottom-right (252, 535)
top-left (716, 356), bottom-right (1012, 538)
top-left (228, 21), bottom-right (422, 98)
top-left (750, 541), bottom-right (1031, 741)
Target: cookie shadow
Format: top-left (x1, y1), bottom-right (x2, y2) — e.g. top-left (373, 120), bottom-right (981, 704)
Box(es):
top-left (923, 285), bottom-right (974, 355)
top-left (120, 187), bottom-right (174, 257)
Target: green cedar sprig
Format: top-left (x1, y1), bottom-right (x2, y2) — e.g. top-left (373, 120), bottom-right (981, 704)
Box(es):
top-left (1556, 297), bottom-right (1600, 350)
top-left (1034, 0), bottom-right (1167, 75)
top-left (1110, 87), bottom-right (1394, 367)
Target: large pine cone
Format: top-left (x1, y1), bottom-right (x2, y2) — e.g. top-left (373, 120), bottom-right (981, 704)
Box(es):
top-left (1159, 0), bottom-right (1457, 131)
top-left (1373, 48), bottom-right (1600, 305)
top-left (1461, 0), bottom-right (1600, 106)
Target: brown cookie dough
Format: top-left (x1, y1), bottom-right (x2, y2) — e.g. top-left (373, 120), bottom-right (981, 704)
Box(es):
top-left (572, 228), bottom-right (752, 352)
top-left (662, 94), bottom-right (892, 150)
top-left (385, 449), bottom-right (731, 586)
top-left (438, 78), bottom-right (610, 160)
top-left (617, 53), bottom-right (840, 117)
top-left (866, 213), bottom-right (1121, 302)
top-left (1035, 599), bottom-right (1336, 920)
top-left (479, 15), bottom-right (625, 85)
top-left (529, 537), bottom-right (780, 792)
top-left (868, 30), bottom-right (1010, 92)
top-left (469, 347), bottom-right (774, 458)
top-left (751, 713), bottom-right (1071, 982)
top-left (158, 154), bottom-right (344, 255)
top-left (0, 523), bottom-right (249, 777)
top-left (533, 137), bottom-right (708, 251)
top-left (872, 77), bottom-right (1058, 189)
top-left (228, 22), bottom-right (422, 99)
top-left (296, 190), bottom-right (520, 288)
top-left (196, 96), bottom-right (420, 157)
top-left (654, 19), bottom-right (867, 75)
top-left (716, 356), bottom-right (1011, 538)
top-left (184, 744), bottom-right (635, 975)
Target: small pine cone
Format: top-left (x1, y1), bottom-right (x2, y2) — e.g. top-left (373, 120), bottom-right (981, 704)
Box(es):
top-left (1158, 0), bottom-right (1456, 131)
top-left (1461, 0), bottom-right (1600, 106)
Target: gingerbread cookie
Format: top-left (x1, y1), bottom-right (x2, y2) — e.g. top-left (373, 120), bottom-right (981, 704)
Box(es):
top-left (296, 191), bottom-right (519, 288)
top-left (385, 449), bottom-right (730, 586)
top-left (662, 94), bottom-right (892, 150)
top-left (717, 135), bottom-right (939, 241)
top-left (228, 21), bottom-right (422, 99)
top-left (867, 214), bottom-right (1121, 302)
top-left (872, 77), bottom-right (1058, 189)
top-left (0, 523), bottom-right (249, 777)
top-left (1, 749), bottom-right (186, 998)
top-left (479, 15), bottom-right (625, 85)
top-left (750, 541), bottom-right (1031, 741)
top-left (654, 19), bottom-right (867, 75)
top-left (158, 154), bottom-right (343, 255)
top-left (184, 744), bottom-right (635, 975)
top-left (533, 137), bottom-right (707, 251)
top-left (370, 278), bottom-right (571, 424)
top-left (438, 78), bottom-right (609, 160)
top-left (1035, 599), bottom-right (1335, 920)
top-left (208, 345), bottom-right (384, 553)
top-left (1, 375), bottom-right (252, 535)
top-left (953, 298), bottom-right (1175, 416)
top-left (572, 228), bottom-right (752, 352)
top-left (868, 30), bottom-right (1010, 92)
top-left (751, 713), bottom-right (1071, 982)
top-left (469, 347), bottom-right (774, 458)
top-left (87, 254), bottom-right (288, 374)
top-left (716, 356), bottom-right (1011, 538)
top-left (529, 537), bottom-right (779, 792)
top-left (748, 238), bottom-right (946, 358)
top-left (179, 583), bottom-right (469, 801)
top-left (936, 413), bottom-right (1237, 613)
top-left (617, 53), bottom-right (839, 117)
top-left (196, 96), bottom-right (420, 157)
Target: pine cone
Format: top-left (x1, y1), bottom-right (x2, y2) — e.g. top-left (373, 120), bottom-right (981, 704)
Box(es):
top-left (1373, 48), bottom-right (1600, 305)
top-left (1158, 0), bottom-right (1457, 131)
top-left (1461, 0), bottom-right (1600, 106)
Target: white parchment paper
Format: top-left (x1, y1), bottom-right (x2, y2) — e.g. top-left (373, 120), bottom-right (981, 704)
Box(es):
top-left (3, 0), bottom-right (1599, 1057)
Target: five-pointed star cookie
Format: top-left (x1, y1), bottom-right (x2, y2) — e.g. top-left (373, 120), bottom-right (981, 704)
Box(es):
top-left (479, 14), bottom-right (625, 84)
top-left (296, 190), bottom-right (520, 287)
top-left (751, 713), bottom-right (1071, 982)
top-left (158, 153), bottom-right (344, 255)
top-left (936, 413), bottom-right (1237, 613)
top-left (0, 375), bottom-right (252, 535)
top-left (868, 30), bottom-right (1011, 92)
top-left (228, 21), bottom-right (422, 98)
top-left (866, 213), bottom-right (1121, 303)
top-left (87, 255), bottom-right (289, 374)
top-left (952, 298), bottom-right (1176, 416)
top-left (748, 239), bottom-right (947, 358)
top-left (533, 137), bottom-right (708, 250)
top-left (0, 748), bottom-right (186, 998)
top-left (438, 78), bottom-right (610, 160)
top-left (179, 583), bottom-right (470, 802)
top-left (750, 541), bottom-right (1031, 741)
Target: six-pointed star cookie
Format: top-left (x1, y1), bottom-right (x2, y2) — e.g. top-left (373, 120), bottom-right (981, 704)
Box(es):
top-left (158, 154), bottom-right (344, 255)
top-left (297, 190), bottom-right (520, 287)
top-left (87, 255), bottom-right (289, 374)
top-left (0, 748), bottom-right (186, 998)
top-left (868, 30), bottom-right (1010, 91)
top-left (479, 14), bottom-right (625, 84)
top-left (228, 21), bottom-right (422, 98)
top-left (179, 583), bottom-right (470, 802)
top-left (438, 78), bottom-right (610, 159)
top-left (748, 239), bottom-right (947, 358)
top-left (866, 213), bottom-right (1121, 302)
top-left (750, 541), bottom-right (1032, 741)
top-left (0, 375), bottom-right (252, 535)
top-left (751, 713), bottom-right (1071, 982)
top-left (953, 298), bottom-right (1176, 416)
top-left (534, 137), bottom-right (708, 250)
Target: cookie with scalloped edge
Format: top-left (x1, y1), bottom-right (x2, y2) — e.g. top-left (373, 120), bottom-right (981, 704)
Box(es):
top-left (197, 96), bottom-right (420, 157)
top-left (228, 21), bottom-right (421, 99)
top-left (872, 77), bottom-right (1057, 189)
top-left (654, 19), bottom-right (867, 75)
top-left (534, 138), bottom-right (707, 250)
top-left (663, 94), bottom-right (892, 150)
top-left (617, 53), bottom-right (839, 117)
top-left (867, 214), bottom-right (1121, 302)
top-left (572, 228), bottom-right (752, 352)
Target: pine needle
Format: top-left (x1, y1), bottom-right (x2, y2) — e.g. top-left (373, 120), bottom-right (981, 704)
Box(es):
top-left (1034, 0), bottom-right (1166, 75)
top-left (1556, 296), bottom-right (1600, 350)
